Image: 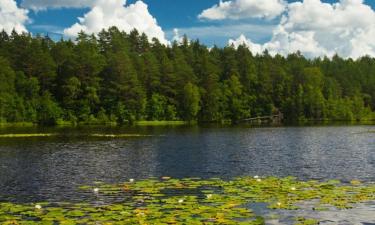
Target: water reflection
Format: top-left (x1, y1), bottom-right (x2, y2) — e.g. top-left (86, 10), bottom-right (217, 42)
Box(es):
top-left (0, 125), bottom-right (374, 202)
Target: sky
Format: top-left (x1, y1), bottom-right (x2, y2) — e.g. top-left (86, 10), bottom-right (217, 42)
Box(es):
top-left (2, 0), bottom-right (375, 58)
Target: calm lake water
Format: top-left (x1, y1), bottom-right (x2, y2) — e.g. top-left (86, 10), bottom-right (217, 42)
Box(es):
top-left (0, 125), bottom-right (374, 203)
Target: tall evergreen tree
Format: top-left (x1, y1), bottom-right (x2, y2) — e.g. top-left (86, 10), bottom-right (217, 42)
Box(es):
top-left (0, 28), bottom-right (373, 125)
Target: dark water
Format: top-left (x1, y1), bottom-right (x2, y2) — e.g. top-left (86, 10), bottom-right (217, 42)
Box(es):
top-left (0, 125), bottom-right (374, 203)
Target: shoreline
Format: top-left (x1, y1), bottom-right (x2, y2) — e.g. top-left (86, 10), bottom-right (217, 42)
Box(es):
top-left (1, 119), bottom-right (374, 128)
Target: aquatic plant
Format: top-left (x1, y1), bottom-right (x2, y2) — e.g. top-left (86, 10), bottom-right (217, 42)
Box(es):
top-left (0, 133), bottom-right (156, 139)
top-left (90, 134), bottom-right (155, 138)
top-left (0, 176), bottom-right (374, 224)
top-left (135, 121), bottom-right (188, 126)
top-left (0, 134), bottom-right (57, 138)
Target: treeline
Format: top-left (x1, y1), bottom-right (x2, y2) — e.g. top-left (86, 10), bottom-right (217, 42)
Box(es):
top-left (0, 27), bottom-right (374, 125)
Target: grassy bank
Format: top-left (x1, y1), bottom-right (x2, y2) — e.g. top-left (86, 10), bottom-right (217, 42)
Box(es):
top-left (0, 122), bottom-right (35, 128)
top-left (0, 120), bottom-right (189, 128)
top-left (1, 118), bottom-right (374, 129)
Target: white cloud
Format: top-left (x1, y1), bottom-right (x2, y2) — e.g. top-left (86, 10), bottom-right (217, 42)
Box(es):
top-left (199, 0), bottom-right (287, 20)
top-left (166, 23), bottom-right (275, 47)
top-left (228, 34), bottom-right (263, 54)
top-left (0, 0), bottom-right (29, 33)
top-left (64, 0), bottom-right (168, 45)
top-left (227, 0), bottom-right (375, 59)
top-left (21, 0), bottom-right (96, 10)
top-left (170, 23), bottom-right (274, 39)
top-left (172, 28), bottom-right (184, 44)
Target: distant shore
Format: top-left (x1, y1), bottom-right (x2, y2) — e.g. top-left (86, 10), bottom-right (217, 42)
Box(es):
top-left (1, 119), bottom-right (374, 129)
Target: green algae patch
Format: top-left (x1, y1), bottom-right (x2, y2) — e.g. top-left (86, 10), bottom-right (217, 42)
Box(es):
top-left (1, 177), bottom-right (375, 224)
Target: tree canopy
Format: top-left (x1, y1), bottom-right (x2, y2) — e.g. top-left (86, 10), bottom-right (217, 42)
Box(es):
top-left (0, 27), bottom-right (374, 125)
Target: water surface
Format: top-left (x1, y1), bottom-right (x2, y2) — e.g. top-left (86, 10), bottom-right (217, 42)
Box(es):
top-left (0, 125), bottom-right (374, 203)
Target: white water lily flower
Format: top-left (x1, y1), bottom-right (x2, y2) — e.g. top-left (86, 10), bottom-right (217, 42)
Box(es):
top-left (257, 178), bottom-right (262, 182)
top-left (206, 194), bottom-right (213, 199)
top-left (93, 188), bottom-right (99, 193)
top-left (254, 175), bottom-right (260, 179)
top-left (291, 187), bottom-right (296, 191)
top-left (277, 202), bottom-right (282, 206)
top-left (35, 204), bottom-right (42, 210)
top-left (129, 179), bottom-right (135, 183)
top-left (178, 199), bottom-right (184, 203)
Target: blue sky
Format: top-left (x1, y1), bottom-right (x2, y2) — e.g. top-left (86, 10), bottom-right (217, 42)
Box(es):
top-left (22, 0), bottom-right (220, 38)
top-left (21, 0), bottom-right (372, 45)
top-left (6, 0), bottom-right (375, 58)
top-left (24, 0), bottom-right (263, 44)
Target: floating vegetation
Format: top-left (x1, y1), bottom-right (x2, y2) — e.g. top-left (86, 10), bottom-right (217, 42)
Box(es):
top-left (295, 217), bottom-right (319, 225)
top-left (1, 177), bottom-right (375, 224)
top-left (135, 121), bottom-right (188, 126)
top-left (0, 133), bottom-right (156, 139)
top-left (90, 134), bottom-right (156, 138)
top-left (0, 133), bottom-right (57, 138)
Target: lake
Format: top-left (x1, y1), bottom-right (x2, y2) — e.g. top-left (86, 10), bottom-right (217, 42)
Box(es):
top-left (0, 125), bottom-right (374, 203)
top-left (0, 125), bottom-right (375, 224)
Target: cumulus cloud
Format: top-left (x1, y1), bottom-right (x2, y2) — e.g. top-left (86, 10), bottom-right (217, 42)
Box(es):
top-left (172, 28), bottom-right (184, 44)
top-left (64, 0), bottom-right (168, 45)
top-left (199, 0), bottom-right (287, 20)
top-left (21, 0), bottom-right (96, 10)
top-left (227, 0), bottom-right (375, 59)
top-left (0, 0), bottom-right (29, 33)
top-left (228, 34), bottom-right (263, 54)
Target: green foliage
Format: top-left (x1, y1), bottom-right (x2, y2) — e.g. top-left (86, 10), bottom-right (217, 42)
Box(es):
top-left (0, 27), bottom-right (374, 125)
top-left (1, 176), bottom-right (375, 224)
top-left (224, 75), bottom-right (250, 122)
top-left (37, 92), bottom-right (62, 125)
top-left (0, 57), bottom-right (16, 122)
top-left (182, 82), bottom-right (201, 121)
top-left (146, 93), bottom-right (168, 120)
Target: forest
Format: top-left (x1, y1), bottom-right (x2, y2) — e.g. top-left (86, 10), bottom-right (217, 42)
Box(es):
top-left (0, 27), bottom-right (374, 125)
